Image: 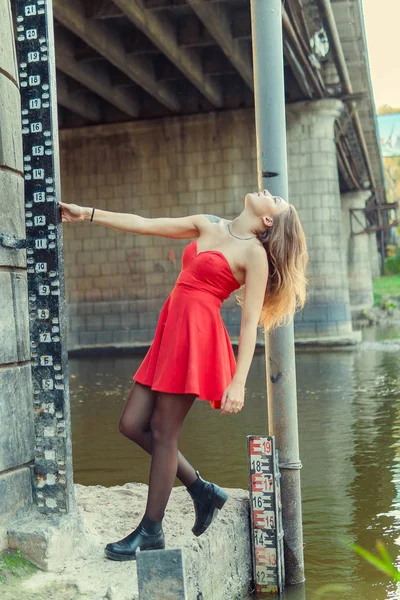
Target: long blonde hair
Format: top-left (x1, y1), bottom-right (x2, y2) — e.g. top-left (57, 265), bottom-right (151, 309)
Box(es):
top-left (240, 204), bottom-right (308, 331)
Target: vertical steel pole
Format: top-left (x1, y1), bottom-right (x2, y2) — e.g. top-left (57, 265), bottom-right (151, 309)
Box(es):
top-left (250, 0), bottom-right (305, 585)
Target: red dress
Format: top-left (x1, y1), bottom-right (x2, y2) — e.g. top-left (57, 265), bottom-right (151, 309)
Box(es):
top-left (132, 240), bottom-right (241, 409)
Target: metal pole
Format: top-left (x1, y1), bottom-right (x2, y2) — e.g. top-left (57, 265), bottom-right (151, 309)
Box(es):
top-left (250, 0), bottom-right (305, 586)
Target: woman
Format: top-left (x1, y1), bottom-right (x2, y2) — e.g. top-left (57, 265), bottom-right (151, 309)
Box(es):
top-left (59, 189), bottom-right (308, 561)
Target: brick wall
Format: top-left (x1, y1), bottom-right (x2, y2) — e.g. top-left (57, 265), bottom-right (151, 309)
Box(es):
top-left (61, 110), bottom-right (256, 348)
top-left (60, 104), bottom-right (365, 347)
top-left (286, 99), bottom-right (355, 337)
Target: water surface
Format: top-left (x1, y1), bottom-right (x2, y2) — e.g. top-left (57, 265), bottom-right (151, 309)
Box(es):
top-left (69, 326), bottom-right (400, 599)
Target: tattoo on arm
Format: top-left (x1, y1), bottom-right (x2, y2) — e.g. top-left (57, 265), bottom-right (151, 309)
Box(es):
top-left (204, 214), bottom-right (221, 223)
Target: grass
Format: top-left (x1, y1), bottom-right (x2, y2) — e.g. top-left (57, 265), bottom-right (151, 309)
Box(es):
top-left (351, 540), bottom-right (400, 582)
top-left (0, 550), bottom-right (37, 585)
top-left (372, 274), bottom-right (400, 306)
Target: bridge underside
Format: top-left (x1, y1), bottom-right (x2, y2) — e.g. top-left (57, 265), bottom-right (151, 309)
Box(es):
top-left (12, 0), bottom-right (383, 196)
top-left (40, 0), bottom-right (386, 344)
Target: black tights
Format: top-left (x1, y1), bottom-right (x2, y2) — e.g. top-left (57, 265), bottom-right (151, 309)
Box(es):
top-left (119, 381), bottom-right (197, 522)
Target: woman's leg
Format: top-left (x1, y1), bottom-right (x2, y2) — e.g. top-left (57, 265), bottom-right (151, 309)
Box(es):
top-left (105, 391), bottom-right (196, 560)
top-left (112, 382), bottom-right (227, 549)
top-left (144, 392), bottom-right (195, 521)
top-left (119, 382), bottom-right (198, 488)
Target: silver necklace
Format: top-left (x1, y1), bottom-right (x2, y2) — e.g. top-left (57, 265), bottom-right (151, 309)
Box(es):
top-left (227, 221), bottom-right (256, 241)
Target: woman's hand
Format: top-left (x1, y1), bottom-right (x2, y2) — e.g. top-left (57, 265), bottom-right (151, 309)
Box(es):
top-left (58, 201), bottom-right (88, 223)
top-left (220, 381), bottom-right (245, 415)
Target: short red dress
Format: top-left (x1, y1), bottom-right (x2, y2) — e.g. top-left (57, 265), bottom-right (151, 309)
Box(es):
top-left (132, 240), bottom-right (242, 409)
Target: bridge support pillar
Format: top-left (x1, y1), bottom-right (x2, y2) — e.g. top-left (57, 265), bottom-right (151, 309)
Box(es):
top-left (286, 99), bottom-right (359, 343)
top-left (341, 190), bottom-right (374, 315)
top-left (368, 233), bottom-right (381, 278)
top-left (0, 0), bottom-right (35, 552)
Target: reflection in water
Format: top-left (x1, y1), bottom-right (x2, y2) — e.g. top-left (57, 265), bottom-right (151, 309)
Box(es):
top-left (69, 330), bottom-right (400, 600)
top-left (349, 349), bottom-right (400, 599)
top-left (294, 352), bottom-right (359, 597)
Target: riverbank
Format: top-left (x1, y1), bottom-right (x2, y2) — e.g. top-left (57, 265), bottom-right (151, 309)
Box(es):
top-left (362, 275), bottom-right (400, 325)
top-left (1, 483), bottom-right (251, 600)
top-left (373, 274), bottom-right (400, 302)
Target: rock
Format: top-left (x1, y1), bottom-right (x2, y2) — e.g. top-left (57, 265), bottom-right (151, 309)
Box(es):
top-left (104, 586), bottom-right (115, 599)
top-left (7, 510), bottom-right (85, 572)
top-left (362, 308), bottom-right (378, 324)
top-left (137, 549), bottom-right (186, 600)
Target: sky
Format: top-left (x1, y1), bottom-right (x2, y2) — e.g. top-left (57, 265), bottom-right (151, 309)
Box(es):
top-left (362, 0), bottom-right (400, 109)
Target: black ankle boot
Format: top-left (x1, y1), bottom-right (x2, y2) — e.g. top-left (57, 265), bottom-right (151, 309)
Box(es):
top-left (104, 516), bottom-right (165, 561)
top-left (187, 471), bottom-right (228, 537)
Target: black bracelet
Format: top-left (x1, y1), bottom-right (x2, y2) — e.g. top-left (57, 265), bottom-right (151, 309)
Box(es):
top-left (90, 207), bottom-right (95, 222)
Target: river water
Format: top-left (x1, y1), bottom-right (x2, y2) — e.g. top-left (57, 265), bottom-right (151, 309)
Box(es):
top-left (69, 325), bottom-right (400, 599)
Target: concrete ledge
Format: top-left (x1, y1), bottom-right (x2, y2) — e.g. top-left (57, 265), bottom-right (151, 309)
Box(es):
top-left (13, 483), bottom-right (252, 600)
top-left (67, 331), bottom-right (362, 356)
top-left (294, 330), bottom-right (362, 348)
top-left (7, 509), bottom-right (85, 572)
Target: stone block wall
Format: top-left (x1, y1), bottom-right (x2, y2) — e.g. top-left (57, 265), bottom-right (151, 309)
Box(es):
top-left (286, 100), bottom-right (354, 337)
top-left (60, 111), bottom-right (255, 348)
top-left (0, 0), bottom-right (35, 552)
top-left (60, 104), bottom-right (362, 346)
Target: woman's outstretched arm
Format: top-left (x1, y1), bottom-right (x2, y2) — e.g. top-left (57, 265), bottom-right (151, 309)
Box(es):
top-left (58, 202), bottom-right (216, 240)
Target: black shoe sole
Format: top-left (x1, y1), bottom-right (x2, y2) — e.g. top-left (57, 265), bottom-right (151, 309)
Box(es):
top-left (104, 542), bottom-right (165, 561)
top-left (192, 487), bottom-right (229, 537)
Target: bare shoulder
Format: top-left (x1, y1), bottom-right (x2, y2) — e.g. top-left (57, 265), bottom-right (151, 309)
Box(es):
top-left (243, 242), bottom-right (268, 273)
top-left (194, 214), bottom-right (224, 233)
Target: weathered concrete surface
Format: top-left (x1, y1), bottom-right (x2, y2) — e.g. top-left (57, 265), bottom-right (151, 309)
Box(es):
top-left (0, 172), bottom-right (26, 269)
top-left (0, 365), bottom-right (34, 474)
top-left (0, 468), bottom-right (33, 552)
top-left (8, 510), bottom-right (85, 573)
top-left (137, 549), bottom-right (187, 600)
top-left (0, 0), bottom-right (35, 556)
top-left (341, 191), bottom-right (374, 315)
top-left (0, 4), bottom-right (25, 271)
top-left (368, 232), bottom-right (381, 278)
top-left (0, 75), bottom-right (23, 169)
top-left (0, 272), bottom-right (30, 365)
top-left (11, 483), bottom-right (252, 600)
top-left (0, 1), bottom-right (18, 82)
top-left (287, 99), bottom-right (354, 339)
